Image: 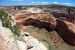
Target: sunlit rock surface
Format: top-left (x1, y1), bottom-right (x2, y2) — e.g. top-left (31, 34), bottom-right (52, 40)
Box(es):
top-left (15, 10), bottom-right (57, 31)
top-left (0, 27), bottom-right (19, 50)
top-left (0, 11), bottom-right (48, 50)
top-left (0, 24), bottom-right (48, 50)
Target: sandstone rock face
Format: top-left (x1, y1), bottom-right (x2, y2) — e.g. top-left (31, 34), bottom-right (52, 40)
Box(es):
top-left (15, 11), bottom-right (56, 31)
top-left (0, 27), bottom-right (19, 50)
top-left (0, 33), bottom-right (8, 50)
top-left (56, 19), bottom-right (75, 46)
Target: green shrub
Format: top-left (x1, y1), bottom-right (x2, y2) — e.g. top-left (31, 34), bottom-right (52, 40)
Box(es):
top-left (0, 11), bottom-right (20, 37)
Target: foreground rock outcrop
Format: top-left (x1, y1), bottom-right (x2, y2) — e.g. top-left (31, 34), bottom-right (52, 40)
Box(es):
top-left (0, 33), bottom-right (8, 50)
top-left (56, 19), bottom-right (75, 46)
top-left (0, 26), bottom-right (48, 50)
top-left (0, 27), bottom-right (19, 50)
top-left (0, 11), bottom-right (48, 50)
top-left (15, 10), bottom-right (75, 47)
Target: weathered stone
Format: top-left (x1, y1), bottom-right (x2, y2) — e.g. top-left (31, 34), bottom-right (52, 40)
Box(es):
top-left (15, 11), bottom-right (57, 31)
top-left (0, 33), bottom-right (8, 50)
top-left (56, 20), bottom-right (75, 46)
top-left (52, 13), bottom-right (75, 24)
top-left (0, 27), bottom-right (19, 50)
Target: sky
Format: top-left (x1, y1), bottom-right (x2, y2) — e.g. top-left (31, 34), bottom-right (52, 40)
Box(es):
top-left (0, 0), bottom-right (75, 6)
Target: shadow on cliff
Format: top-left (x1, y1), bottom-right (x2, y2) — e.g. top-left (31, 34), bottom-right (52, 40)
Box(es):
top-left (56, 19), bottom-right (75, 46)
top-left (23, 18), bottom-right (54, 31)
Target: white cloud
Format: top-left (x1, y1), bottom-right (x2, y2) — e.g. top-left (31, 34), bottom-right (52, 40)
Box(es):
top-left (31, 2), bottom-right (35, 4)
top-left (53, 2), bottom-right (73, 6)
top-left (41, 2), bottom-right (49, 4)
top-left (62, 3), bottom-right (74, 6)
top-left (53, 2), bottom-right (59, 4)
top-left (63, 3), bottom-right (72, 5)
top-left (31, 2), bottom-right (40, 4)
top-left (31, 1), bottom-right (49, 4)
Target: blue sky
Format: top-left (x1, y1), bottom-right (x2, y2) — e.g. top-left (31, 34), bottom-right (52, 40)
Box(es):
top-left (0, 0), bottom-right (75, 6)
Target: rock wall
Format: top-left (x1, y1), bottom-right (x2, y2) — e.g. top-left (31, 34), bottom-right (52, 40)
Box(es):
top-left (15, 11), bottom-right (75, 46)
top-left (15, 13), bottom-right (57, 31)
top-left (56, 20), bottom-right (75, 46)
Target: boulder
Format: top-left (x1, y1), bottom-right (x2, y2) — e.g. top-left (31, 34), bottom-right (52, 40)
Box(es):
top-left (56, 19), bottom-right (75, 46)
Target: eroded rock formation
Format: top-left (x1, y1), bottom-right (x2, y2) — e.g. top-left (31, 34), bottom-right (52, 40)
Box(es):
top-left (15, 10), bottom-right (75, 46)
top-left (15, 12), bottom-right (57, 31)
top-left (52, 13), bottom-right (75, 24)
top-left (56, 19), bottom-right (75, 46)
